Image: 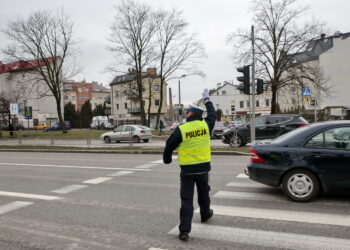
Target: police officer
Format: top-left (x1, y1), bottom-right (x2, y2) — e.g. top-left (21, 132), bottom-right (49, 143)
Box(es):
top-left (163, 88), bottom-right (216, 241)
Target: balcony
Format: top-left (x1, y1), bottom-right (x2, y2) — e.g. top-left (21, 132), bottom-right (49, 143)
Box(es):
top-left (127, 107), bottom-right (141, 114)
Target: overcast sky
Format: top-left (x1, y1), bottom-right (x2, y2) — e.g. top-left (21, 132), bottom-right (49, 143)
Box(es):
top-left (1, 0), bottom-right (349, 105)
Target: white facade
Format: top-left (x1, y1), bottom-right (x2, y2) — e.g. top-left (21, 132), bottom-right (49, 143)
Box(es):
top-left (0, 67), bottom-right (62, 127)
top-left (319, 35), bottom-right (350, 108)
top-left (198, 83), bottom-right (272, 122)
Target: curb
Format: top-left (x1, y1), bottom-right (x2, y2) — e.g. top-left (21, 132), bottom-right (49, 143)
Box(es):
top-left (0, 148), bottom-right (250, 156)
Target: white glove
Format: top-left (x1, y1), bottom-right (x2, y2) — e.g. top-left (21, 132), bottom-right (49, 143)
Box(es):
top-left (202, 88), bottom-right (209, 99)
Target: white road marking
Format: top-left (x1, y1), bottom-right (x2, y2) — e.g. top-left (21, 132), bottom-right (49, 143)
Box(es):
top-left (0, 162), bottom-right (149, 171)
top-left (236, 173), bottom-right (249, 178)
top-left (150, 160), bottom-right (163, 164)
top-left (226, 181), bottom-right (271, 188)
top-left (51, 185), bottom-right (87, 194)
top-left (82, 177), bottom-right (113, 184)
top-left (195, 205), bottom-right (350, 227)
top-left (213, 191), bottom-right (283, 201)
top-left (168, 223), bottom-right (350, 250)
top-left (0, 201), bottom-right (33, 215)
top-left (108, 171), bottom-right (134, 177)
top-left (0, 191), bottom-right (61, 201)
top-left (172, 156), bottom-right (178, 160)
top-left (148, 248), bottom-right (167, 250)
top-left (134, 164), bottom-right (157, 169)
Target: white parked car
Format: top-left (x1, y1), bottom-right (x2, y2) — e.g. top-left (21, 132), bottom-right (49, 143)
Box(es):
top-left (100, 125), bottom-right (152, 143)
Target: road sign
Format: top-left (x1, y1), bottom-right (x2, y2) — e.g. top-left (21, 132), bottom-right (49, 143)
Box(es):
top-left (24, 106), bottom-right (32, 119)
top-left (10, 103), bottom-right (19, 115)
top-left (303, 96), bottom-right (311, 103)
top-left (302, 88), bottom-right (311, 97)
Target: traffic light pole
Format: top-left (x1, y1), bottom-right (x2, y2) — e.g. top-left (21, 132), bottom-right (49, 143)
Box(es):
top-left (250, 25), bottom-right (256, 143)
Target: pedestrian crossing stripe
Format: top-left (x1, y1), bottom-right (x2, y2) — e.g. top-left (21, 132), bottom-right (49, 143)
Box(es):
top-left (168, 223), bottom-right (350, 250)
top-left (195, 205), bottom-right (350, 227)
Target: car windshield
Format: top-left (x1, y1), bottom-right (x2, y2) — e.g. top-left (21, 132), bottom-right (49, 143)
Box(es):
top-left (272, 125), bottom-right (310, 143)
top-left (215, 123), bottom-right (225, 128)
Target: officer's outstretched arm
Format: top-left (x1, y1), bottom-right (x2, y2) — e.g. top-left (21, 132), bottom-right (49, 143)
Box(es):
top-left (163, 128), bottom-right (182, 164)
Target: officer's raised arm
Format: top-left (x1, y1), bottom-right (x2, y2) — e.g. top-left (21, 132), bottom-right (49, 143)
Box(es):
top-left (202, 88), bottom-right (216, 133)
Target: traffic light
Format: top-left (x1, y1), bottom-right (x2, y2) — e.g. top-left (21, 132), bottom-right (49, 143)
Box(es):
top-left (310, 99), bottom-right (316, 106)
top-left (256, 78), bottom-right (264, 95)
top-left (237, 66), bottom-right (250, 95)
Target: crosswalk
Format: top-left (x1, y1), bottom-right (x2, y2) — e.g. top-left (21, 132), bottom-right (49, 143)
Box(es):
top-left (168, 173), bottom-right (350, 250)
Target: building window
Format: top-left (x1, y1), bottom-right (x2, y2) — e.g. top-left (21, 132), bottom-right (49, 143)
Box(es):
top-left (116, 104), bottom-right (119, 110)
top-left (71, 96), bottom-right (76, 100)
top-left (240, 101), bottom-right (244, 108)
top-left (85, 88), bottom-right (89, 93)
top-left (124, 103), bottom-right (127, 109)
top-left (115, 91), bottom-right (119, 97)
top-left (247, 100), bottom-right (250, 107)
top-left (266, 99), bottom-right (269, 107)
top-left (155, 99), bottom-right (160, 106)
top-left (78, 88), bottom-right (82, 93)
top-left (85, 97), bottom-right (89, 101)
top-left (79, 96), bottom-right (83, 101)
top-left (256, 100), bottom-right (260, 107)
top-left (64, 95), bottom-right (68, 100)
top-left (222, 90), bottom-right (226, 95)
top-left (231, 105), bottom-right (235, 114)
top-left (153, 85), bottom-right (160, 92)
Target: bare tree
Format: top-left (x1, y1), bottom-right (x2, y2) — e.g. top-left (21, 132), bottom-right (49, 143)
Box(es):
top-left (154, 9), bottom-right (206, 129)
top-left (1, 9), bottom-right (80, 129)
top-left (109, 0), bottom-right (156, 125)
top-left (228, 0), bottom-right (326, 114)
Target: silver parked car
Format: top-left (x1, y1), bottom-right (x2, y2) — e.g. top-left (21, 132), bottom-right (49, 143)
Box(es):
top-left (100, 125), bottom-right (152, 143)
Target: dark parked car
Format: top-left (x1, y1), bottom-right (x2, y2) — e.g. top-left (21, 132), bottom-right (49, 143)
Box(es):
top-left (246, 121), bottom-right (350, 202)
top-left (211, 122), bottom-right (228, 139)
top-left (44, 121), bottom-right (71, 131)
top-left (222, 114), bottom-right (308, 147)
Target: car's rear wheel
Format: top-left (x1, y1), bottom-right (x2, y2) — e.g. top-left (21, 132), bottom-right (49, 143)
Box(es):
top-left (282, 169), bottom-right (319, 202)
top-left (229, 134), bottom-right (243, 147)
top-left (143, 139), bottom-right (149, 143)
top-left (115, 141), bottom-right (120, 143)
top-left (133, 136), bottom-right (140, 143)
top-left (104, 136), bottom-right (111, 143)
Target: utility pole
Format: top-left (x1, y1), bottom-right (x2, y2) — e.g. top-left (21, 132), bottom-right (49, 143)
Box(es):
top-left (250, 25), bottom-right (256, 143)
top-left (169, 87), bottom-right (174, 122)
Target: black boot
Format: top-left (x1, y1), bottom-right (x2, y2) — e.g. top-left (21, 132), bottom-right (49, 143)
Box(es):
top-left (179, 231), bottom-right (189, 241)
top-left (201, 209), bottom-right (213, 223)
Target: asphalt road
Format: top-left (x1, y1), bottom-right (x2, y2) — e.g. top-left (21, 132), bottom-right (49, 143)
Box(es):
top-left (0, 152), bottom-right (350, 250)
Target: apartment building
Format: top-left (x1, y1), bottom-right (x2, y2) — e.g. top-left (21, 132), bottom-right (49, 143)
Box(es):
top-left (63, 80), bottom-right (110, 111)
top-left (198, 82), bottom-right (271, 122)
top-left (109, 68), bottom-right (167, 125)
top-left (0, 58), bottom-right (62, 127)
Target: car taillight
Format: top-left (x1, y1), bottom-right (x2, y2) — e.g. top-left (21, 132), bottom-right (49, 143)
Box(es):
top-left (250, 147), bottom-right (265, 163)
top-left (297, 123), bottom-right (307, 127)
top-left (141, 130), bottom-right (145, 134)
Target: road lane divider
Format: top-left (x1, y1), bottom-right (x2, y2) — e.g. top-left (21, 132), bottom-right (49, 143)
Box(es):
top-left (82, 177), bottom-right (113, 184)
top-left (108, 171), bottom-right (134, 177)
top-left (134, 164), bottom-right (157, 169)
top-left (195, 205), bottom-right (350, 227)
top-left (0, 191), bottom-right (62, 201)
top-left (236, 173), bottom-right (249, 178)
top-left (168, 223), bottom-right (350, 250)
top-left (0, 162), bottom-right (149, 171)
top-left (150, 160), bottom-right (163, 164)
top-left (213, 191), bottom-right (284, 201)
top-left (51, 185), bottom-right (88, 194)
top-left (226, 181), bottom-right (271, 188)
top-left (0, 201), bottom-right (33, 215)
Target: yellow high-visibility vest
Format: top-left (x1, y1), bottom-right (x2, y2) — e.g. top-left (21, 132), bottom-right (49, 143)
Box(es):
top-left (177, 120), bottom-right (211, 165)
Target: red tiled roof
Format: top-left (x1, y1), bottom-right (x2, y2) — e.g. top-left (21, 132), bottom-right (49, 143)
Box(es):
top-left (0, 57), bottom-right (57, 74)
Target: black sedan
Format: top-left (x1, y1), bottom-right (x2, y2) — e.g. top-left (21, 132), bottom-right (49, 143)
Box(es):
top-left (246, 121), bottom-right (350, 202)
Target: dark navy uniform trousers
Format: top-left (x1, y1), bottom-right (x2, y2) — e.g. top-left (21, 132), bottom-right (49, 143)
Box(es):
top-left (179, 172), bottom-right (211, 233)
